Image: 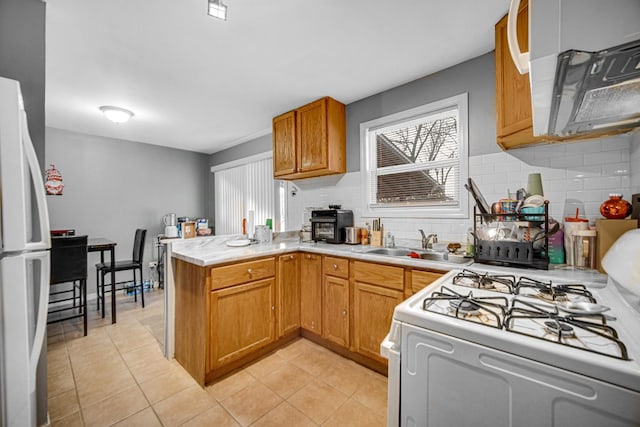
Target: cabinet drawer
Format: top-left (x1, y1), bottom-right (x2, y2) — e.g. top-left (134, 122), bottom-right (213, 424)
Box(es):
top-left (323, 256), bottom-right (349, 278)
top-left (411, 270), bottom-right (443, 294)
top-left (210, 257), bottom-right (275, 291)
top-left (352, 261), bottom-right (404, 291)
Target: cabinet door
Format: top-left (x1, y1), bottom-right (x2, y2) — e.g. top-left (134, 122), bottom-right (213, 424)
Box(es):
top-left (322, 275), bottom-right (349, 347)
top-left (209, 278), bottom-right (275, 369)
top-left (353, 282), bottom-right (404, 363)
top-left (297, 98), bottom-right (327, 172)
top-left (273, 111), bottom-right (297, 176)
top-left (300, 253), bottom-right (322, 334)
top-left (278, 253), bottom-right (300, 337)
top-left (495, 1), bottom-right (532, 138)
top-left (411, 270), bottom-right (443, 294)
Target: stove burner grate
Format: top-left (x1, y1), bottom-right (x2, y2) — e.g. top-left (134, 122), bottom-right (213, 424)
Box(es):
top-left (423, 286), bottom-right (509, 328)
top-left (515, 277), bottom-right (596, 303)
top-left (453, 269), bottom-right (516, 294)
top-left (505, 298), bottom-right (629, 360)
top-left (543, 320), bottom-right (575, 337)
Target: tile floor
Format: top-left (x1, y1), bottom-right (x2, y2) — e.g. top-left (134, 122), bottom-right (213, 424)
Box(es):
top-left (47, 288), bottom-right (388, 426)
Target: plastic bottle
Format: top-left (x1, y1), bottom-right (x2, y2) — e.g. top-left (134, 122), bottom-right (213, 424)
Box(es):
top-left (466, 227), bottom-right (474, 256)
top-left (547, 224), bottom-right (565, 264)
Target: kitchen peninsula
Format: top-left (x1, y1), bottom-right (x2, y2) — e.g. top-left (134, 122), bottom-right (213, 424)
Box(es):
top-left (166, 234), bottom-right (607, 386)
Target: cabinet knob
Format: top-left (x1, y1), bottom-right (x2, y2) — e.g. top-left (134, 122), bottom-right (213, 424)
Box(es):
top-left (272, 306), bottom-right (275, 311)
top-left (306, 255), bottom-right (311, 259)
top-left (333, 264), bottom-right (338, 270)
top-left (342, 309), bottom-right (347, 316)
top-left (247, 268), bottom-right (253, 274)
top-left (290, 255), bottom-right (295, 260)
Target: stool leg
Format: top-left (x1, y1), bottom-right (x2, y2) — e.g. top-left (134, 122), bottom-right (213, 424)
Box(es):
top-left (73, 281), bottom-right (77, 308)
top-left (140, 267), bottom-right (145, 308)
top-left (133, 269), bottom-right (137, 302)
top-left (96, 268), bottom-right (100, 310)
top-left (101, 270), bottom-right (106, 319)
top-left (82, 278), bottom-right (88, 336)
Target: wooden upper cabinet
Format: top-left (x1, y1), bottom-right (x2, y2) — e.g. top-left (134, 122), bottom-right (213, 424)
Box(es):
top-left (297, 99), bottom-right (328, 172)
top-left (495, 0), bottom-right (550, 150)
top-left (272, 96), bottom-right (346, 180)
top-left (277, 253), bottom-right (300, 337)
top-left (273, 111), bottom-right (297, 177)
top-left (300, 253), bottom-right (323, 334)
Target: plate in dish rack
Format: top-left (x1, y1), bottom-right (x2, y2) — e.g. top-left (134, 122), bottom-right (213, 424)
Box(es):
top-left (226, 239), bottom-right (252, 247)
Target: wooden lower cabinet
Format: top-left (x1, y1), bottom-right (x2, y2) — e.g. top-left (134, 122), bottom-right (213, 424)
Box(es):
top-left (353, 282), bottom-right (404, 363)
top-left (277, 253), bottom-right (300, 337)
top-left (411, 270), bottom-right (444, 294)
top-left (208, 278), bottom-right (276, 370)
top-left (323, 275), bottom-right (350, 347)
top-left (300, 253), bottom-right (323, 334)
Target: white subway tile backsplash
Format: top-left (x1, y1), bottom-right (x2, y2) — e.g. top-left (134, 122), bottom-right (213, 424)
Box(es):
top-left (471, 163), bottom-right (495, 176)
top-left (550, 154), bottom-right (584, 168)
top-left (602, 162), bottom-right (631, 176)
top-left (564, 139), bottom-right (602, 153)
top-left (287, 134), bottom-right (633, 243)
top-left (583, 176), bottom-right (622, 190)
top-left (565, 165), bottom-right (602, 179)
top-left (584, 150), bottom-right (622, 165)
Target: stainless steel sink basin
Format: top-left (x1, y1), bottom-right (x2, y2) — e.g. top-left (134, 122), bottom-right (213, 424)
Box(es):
top-left (418, 251), bottom-right (469, 264)
top-left (366, 248), bottom-right (412, 256)
top-left (365, 247), bottom-right (471, 264)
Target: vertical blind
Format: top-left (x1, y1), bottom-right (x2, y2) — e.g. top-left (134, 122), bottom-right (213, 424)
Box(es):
top-left (214, 158), bottom-right (274, 235)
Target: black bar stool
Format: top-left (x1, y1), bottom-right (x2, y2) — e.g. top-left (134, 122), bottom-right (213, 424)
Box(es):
top-left (48, 235), bottom-right (88, 336)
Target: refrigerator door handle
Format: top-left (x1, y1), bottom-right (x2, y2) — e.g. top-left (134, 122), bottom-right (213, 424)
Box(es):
top-left (25, 250), bottom-right (50, 391)
top-left (21, 111), bottom-right (51, 251)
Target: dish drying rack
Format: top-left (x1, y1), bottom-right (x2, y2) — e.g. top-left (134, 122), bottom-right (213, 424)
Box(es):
top-left (473, 201), bottom-right (550, 270)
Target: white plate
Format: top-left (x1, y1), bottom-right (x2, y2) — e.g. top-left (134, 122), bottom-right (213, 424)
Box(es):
top-left (226, 239), bottom-right (252, 247)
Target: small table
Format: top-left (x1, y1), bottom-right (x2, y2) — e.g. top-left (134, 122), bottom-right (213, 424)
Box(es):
top-left (88, 238), bottom-right (117, 324)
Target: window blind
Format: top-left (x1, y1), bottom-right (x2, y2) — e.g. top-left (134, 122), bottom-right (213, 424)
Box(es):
top-left (214, 158), bottom-right (274, 235)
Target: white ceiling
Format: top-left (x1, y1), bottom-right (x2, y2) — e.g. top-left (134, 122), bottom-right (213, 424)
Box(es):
top-left (45, 0), bottom-right (509, 154)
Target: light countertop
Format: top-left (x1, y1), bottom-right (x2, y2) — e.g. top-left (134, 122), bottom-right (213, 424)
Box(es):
top-left (168, 234), bottom-right (608, 287)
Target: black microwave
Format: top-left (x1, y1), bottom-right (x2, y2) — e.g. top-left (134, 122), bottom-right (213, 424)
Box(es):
top-left (310, 209), bottom-right (354, 244)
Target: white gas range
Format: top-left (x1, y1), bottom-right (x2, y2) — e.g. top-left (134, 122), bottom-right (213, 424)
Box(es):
top-left (381, 266), bottom-right (640, 427)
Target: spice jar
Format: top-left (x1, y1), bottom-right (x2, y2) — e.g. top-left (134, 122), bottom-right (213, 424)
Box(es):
top-left (600, 194), bottom-right (632, 219)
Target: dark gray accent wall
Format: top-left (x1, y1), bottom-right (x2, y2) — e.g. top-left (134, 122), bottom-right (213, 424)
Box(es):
top-left (346, 52), bottom-right (498, 168)
top-left (209, 52), bottom-right (498, 168)
top-left (209, 133), bottom-right (272, 167)
top-left (45, 127), bottom-right (210, 288)
top-left (0, 0), bottom-right (46, 166)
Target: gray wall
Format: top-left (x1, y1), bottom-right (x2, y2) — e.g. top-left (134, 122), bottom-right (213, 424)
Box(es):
top-left (0, 0), bottom-right (46, 166)
top-left (45, 127), bottom-right (210, 293)
top-left (209, 52), bottom-right (498, 168)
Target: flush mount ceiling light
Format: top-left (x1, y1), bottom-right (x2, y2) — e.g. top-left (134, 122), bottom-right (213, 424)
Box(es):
top-left (99, 106), bottom-right (134, 124)
top-left (208, 0), bottom-right (227, 20)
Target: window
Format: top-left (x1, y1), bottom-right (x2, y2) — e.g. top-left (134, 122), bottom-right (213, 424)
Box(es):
top-left (212, 153), bottom-right (277, 235)
top-left (360, 93), bottom-right (468, 218)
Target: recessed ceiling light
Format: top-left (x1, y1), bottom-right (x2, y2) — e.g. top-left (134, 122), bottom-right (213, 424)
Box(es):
top-left (99, 106), bottom-right (134, 124)
top-left (208, 0), bottom-right (227, 20)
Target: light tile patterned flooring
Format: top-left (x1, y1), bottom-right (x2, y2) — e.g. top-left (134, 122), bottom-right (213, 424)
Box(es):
top-left (47, 289), bottom-right (388, 426)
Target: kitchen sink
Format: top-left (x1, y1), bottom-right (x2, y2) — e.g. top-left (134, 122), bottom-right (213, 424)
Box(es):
top-left (366, 248), bottom-right (412, 256)
top-left (365, 247), bottom-right (471, 264)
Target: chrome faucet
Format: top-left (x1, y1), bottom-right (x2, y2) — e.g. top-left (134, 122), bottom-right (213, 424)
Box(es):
top-left (418, 229), bottom-right (438, 250)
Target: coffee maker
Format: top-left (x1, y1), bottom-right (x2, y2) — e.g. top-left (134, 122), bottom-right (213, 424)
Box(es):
top-left (163, 213), bottom-right (178, 238)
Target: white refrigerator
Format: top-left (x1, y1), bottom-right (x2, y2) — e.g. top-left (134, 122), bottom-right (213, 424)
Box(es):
top-left (0, 77), bottom-right (51, 426)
